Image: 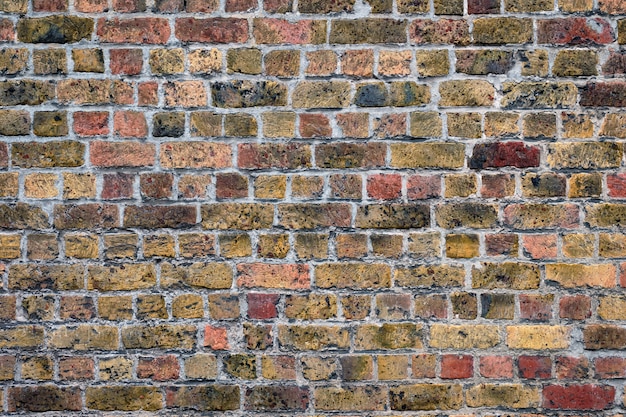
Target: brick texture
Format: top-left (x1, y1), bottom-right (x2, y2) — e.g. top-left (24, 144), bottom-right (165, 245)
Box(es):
top-left (0, 0), bottom-right (625, 415)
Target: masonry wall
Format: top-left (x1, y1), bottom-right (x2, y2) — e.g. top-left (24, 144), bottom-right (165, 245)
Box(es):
top-left (0, 0), bottom-right (626, 414)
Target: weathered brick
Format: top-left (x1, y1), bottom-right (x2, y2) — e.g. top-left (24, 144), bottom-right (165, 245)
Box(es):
top-left (395, 265), bottom-right (464, 288)
top-left (466, 384), bottom-right (540, 408)
top-left (473, 18), bottom-right (533, 44)
top-left (543, 384), bottom-right (615, 410)
top-left (97, 18), bottom-right (170, 44)
top-left (538, 18), bottom-right (614, 45)
top-left (502, 82), bottom-right (577, 109)
top-left (245, 386), bottom-right (309, 411)
top-left (166, 386), bottom-right (239, 411)
top-left (315, 386), bottom-right (387, 411)
top-left (430, 324), bottom-right (500, 348)
top-left (278, 325), bottom-right (349, 350)
top-left (50, 325), bottom-right (118, 350)
top-left (12, 141), bottom-right (84, 168)
top-left (122, 324), bottom-right (196, 349)
top-left (316, 263), bottom-right (390, 288)
top-left (546, 263), bottom-right (616, 288)
top-left (389, 384), bottom-right (463, 410)
top-left (504, 203), bottom-right (579, 229)
top-left (391, 142), bottom-right (464, 168)
top-left (8, 386), bottom-right (81, 412)
top-left (238, 263), bottom-right (309, 289)
top-left (0, 203), bottom-right (49, 229)
top-left (330, 19), bottom-right (406, 44)
top-left (176, 18), bottom-right (248, 43)
top-left (86, 386), bottom-right (162, 411)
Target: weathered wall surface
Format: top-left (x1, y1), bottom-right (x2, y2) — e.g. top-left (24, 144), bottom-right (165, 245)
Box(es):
top-left (1, 0), bottom-right (626, 414)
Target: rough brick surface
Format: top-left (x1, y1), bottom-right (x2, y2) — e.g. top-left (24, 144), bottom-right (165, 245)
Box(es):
top-left (0, 0), bottom-right (624, 415)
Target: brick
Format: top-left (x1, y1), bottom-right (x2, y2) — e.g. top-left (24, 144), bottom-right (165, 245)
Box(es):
top-left (430, 324), bottom-right (500, 348)
top-left (50, 325), bottom-right (118, 350)
top-left (473, 18), bottom-right (532, 44)
top-left (506, 0), bottom-right (551, 11)
top-left (466, 384), bottom-right (540, 408)
top-left (543, 385), bottom-right (615, 410)
top-left (595, 357), bottom-right (626, 378)
top-left (395, 265), bottom-right (464, 288)
top-left (166, 386), bottom-right (239, 411)
top-left (330, 19), bottom-right (407, 44)
top-left (245, 386), bottom-right (308, 411)
top-left (212, 80), bottom-right (286, 108)
top-left (546, 263), bottom-right (616, 288)
top-left (9, 264), bottom-right (83, 290)
top-left (538, 18), bottom-right (614, 45)
top-left (202, 203), bottom-right (273, 230)
top-left (554, 50), bottom-right (597, 76)
top-left (480, 355), bottom-right (514, 378)
top-left (24, 173), bottom-right (59, 199)
top-left (8, 386), bottom-right (81, 412)
top-left (278, 325), bottom-right (349, 350)
top-left (254, 18), bottom-right (325, 44)
top-left (548, 142), bottom-right (622, 169)
top-left (87, 386), bottom-right (162, 411)
top-left (88, 264), bottom-right (155, 291)
top-left (507, 325), bottom-right (569, 349)
top-left (122, 324), bottom-right (196, 349)
top-left (391, 142), bottom-right (464, 168)
top-left (0, 203), bottom-right (48, 229)
top-left (440, 80), bottom-right (494, 106)
top-left (389, 384), bottom-right (462, 410)
top-left (314, 263), bottom-right (389, 289)
top-left (502, 82), bottom-right (577, 109)
top-left (91, 141), bottom-right (155, 167)
top-left (98, 18), bottom-right (170, 44)
top-left (175, 18), bottom-right (247, 43)
top-left (18, 16), bottom-right (93, 43)
top-left (238, 263), bottom-right (309, 289)
top-left (456, 50), bottom-right (514, 75)
top-left (556, 355), bottom-right (590, 379)
top-left (0, 80), bottom-right (54, 106)
top-left (441, 355), bottom-right (473, 379)
top-left (12, 141), bottom-right (84, 168)
top-left (161, 262), bottom-right (232, 289)
top-left (410, 19), bottom-right (470, 45)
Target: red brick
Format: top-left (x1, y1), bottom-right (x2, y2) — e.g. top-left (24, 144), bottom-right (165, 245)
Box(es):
top-left (407, 175), bottom-right (440, 200)
top-left (113, 111), bottom-right (147, 138)
top-left (479, 355), bottom-right (514, 378)
top-left (519, 355), bottom-right (551, 379)
top-left (556, 356), bottom-right (590, 380)
top-left (299, 113), bottom-right (331, 138)
top-left (0, 19), bottom-right (14, 41)
top-left (204, 325), bottom-right (229, 349)
top-left (237, 263), bottom-right (310, 289)
top-left (33, 0), bottom-right (68, 11)
top-left (481, 174), bottom-right (514, 198)
top-left (91, 141), bottom-right (155, 167)
top-left (519, 294), bottom-right (553, 322)
top-left (440, 355), bottom-right (473, 379)
top-left (595, 357), bottom-right (626, 378)
top-left (367, 174), bottom-right (402, 200)
top-left (470, 142), bottom-right (540, 169)
top-left (543, 384), bottom-right (615, 410)
top-left (58, 357), bottom-right (94, 380)
top-left (216, 173), bottom-right (248, 199)
top-left (140, 173), bottom-right (174, 199)
top-left (138, 82), bottom-right (158, 106)
top-left (175, 18), bottom-right (248, 43)
top-left (581, 81), bottom-right (626, 107)
top-left (412, 354), bottom-right (436, 378)
top-left (238, 143), bottom-right (311, 169)
top-left (468, 0), bottom-right (499, 13)
top-left (137, 355), bottom-right (180, 381)
top-left (559, 295), bottom-right (591, 320)
top-left (73, 112), bottom-right (108, 137)
top-left (110, 49), bottom-right (143, 75)
top-left (537, 18), bottom-right (615, 45)
top-left (102, 173), bottom-right (134, 199)
top-left (522, 234), bottom-right (557, 259)
top-left (247, 293), bottom-right (279, 319)
top-left (226, 0), bottom-right (257, 11)
top-left (410, 19), bottom-right (470, 45)
top-left (254, 18), bottom-right (324, 44)
top-left (97, 18), bottom-right (171, 44)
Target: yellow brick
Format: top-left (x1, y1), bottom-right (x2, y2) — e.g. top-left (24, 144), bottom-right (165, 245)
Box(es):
top-left (430, 324), bottom-right (500, 349)
top-left (506, 325), bottom-right (570, 349)
top-left (24, 173), bottom-right (58, 198)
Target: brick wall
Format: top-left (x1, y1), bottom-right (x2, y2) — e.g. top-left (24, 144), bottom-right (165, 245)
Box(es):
top-left (0, 0), bottom-right (626, 414)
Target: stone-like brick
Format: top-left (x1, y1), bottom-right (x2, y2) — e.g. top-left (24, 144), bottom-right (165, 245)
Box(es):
top-left (538, 18), bottom-right (614, 45)
top-left (278, 325), bottom-right (349, 350)
top-left (86, 386), bottom-right (162, 411)
top-left (466, 384), bottom-right (540, 408)
top-left (8, 386), bottom-right (81, 412)
top-left (389, 384), bottom-right (463, 410)
top-left (502, 82), bottom-right (577, 109)
top-left (430, 324), bottom-right (500, 348)
top-left (315, 386), bottom-right (387, 411)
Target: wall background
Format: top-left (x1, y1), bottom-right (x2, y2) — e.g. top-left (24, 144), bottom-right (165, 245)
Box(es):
top-left (0, 0), bottom-right (626, 414)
